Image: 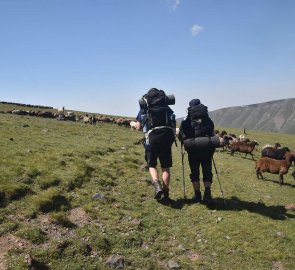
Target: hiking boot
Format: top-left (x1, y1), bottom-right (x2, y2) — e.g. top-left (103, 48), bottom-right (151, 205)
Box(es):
top-left (153, 181), bottom-right (163, 200)
top-left (203, 188), bottom-right (214, 205)
top-left (193, 191), bottom-right (202, 203)
top-left (162, 189), bottom-right (170, 201)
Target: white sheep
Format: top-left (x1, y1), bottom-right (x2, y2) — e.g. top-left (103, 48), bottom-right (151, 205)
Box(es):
top-left (130, 121), bottom-right (137, 130)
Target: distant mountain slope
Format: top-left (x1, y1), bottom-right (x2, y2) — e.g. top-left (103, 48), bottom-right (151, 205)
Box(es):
top-left (208, 98), bottom-right (295, 134)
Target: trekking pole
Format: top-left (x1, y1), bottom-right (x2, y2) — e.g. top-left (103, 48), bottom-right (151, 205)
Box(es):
top-left (181, 144), bottom-right (186, 198)
top-left (212, 157), bottom-right (226, 206)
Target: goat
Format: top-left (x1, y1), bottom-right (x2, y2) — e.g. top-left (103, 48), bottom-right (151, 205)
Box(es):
top-left (230, 140), bottom-right (259, 160)
top-left (255, 152), bottom-right (295, 185)
top-left (261, 147), bottom-right (290, 160)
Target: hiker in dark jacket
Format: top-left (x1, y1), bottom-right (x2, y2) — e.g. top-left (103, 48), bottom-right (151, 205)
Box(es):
top-left (136, 88), bottom-right (176, 201)
top-left (178, 99), bottom-right (215, 204)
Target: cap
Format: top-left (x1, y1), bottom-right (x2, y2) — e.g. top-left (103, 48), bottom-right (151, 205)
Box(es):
top-left (189, 99), bottom-right (201, 107)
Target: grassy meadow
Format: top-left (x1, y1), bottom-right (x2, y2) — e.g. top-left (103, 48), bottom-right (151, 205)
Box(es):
top-left (0, 107), bottom-right (295, 270)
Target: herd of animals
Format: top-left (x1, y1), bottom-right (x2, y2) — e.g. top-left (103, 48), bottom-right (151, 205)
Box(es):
top-left (0, 108), bottom-right (133, 127)
top-left (1, 107), bottom-right (294, 186)
top-left (214, 130), bottom-right (295, 186)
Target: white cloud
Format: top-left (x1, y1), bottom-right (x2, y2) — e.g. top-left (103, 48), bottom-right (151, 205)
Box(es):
top-left (166, 0), bottom-right (180, 11)
top-left (191, 24), bottom-right (204, 36)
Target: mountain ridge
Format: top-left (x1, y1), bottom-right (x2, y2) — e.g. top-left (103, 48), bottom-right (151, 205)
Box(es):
top-left (208, 98), bottom-right (295, 134)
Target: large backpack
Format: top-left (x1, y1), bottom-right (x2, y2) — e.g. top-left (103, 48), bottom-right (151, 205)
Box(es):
top-left (143, 89), bottom-right (176, 146)
top-left (188, 104), bottom-right (209, 137)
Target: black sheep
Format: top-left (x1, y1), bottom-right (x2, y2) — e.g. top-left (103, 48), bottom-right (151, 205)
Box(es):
top-left (261, 147), bottom-right (290, 160)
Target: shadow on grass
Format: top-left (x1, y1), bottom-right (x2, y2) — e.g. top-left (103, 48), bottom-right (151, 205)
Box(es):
top-left (206, 196), bottom-right (295, 220)
top-left (163, 196), bottom-right (295, 220)
top-left (28, 258), bottom-right (50, 270)
top-left (259, 177), bottom-right (295, 188)
top-left (158, 197), bottom-right (195, 209)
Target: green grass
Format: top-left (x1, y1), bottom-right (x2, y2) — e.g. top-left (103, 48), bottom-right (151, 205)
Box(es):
top-left (0, 109), bottom-right (295, 270)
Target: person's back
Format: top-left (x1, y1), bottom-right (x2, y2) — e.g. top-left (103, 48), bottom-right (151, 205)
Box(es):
top-left (179, 99), bottom-right (215, 204)
top-left (136, 88), bottom-right (176, 201)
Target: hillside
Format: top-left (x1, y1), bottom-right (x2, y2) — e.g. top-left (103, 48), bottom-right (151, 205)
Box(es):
top-left (208, 98), bottom-right (295, 134)
top-left (0, 104), bottom-right (295, 269)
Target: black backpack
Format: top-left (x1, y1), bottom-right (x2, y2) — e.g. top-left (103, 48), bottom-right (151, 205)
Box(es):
top-left (143, 88), bottom-right (176, 145)
top-left (188, 104), bottom-right (209, 137)
top-left (143, 88), bottom-right (175, 130)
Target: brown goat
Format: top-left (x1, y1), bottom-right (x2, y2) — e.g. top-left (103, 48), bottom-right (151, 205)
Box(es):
top-left (255, 152), bottom-right (295, 185)
top-left (230, 141), bottom-right (259, 160)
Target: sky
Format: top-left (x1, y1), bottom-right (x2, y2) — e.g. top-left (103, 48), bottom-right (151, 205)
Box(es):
top-left (0, 0), bottom-right (294, 117)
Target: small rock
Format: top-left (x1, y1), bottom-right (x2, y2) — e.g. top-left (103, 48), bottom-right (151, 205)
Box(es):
top-left (225, 236), bottom-right (231, 240)
top-left (276, 231), bottom-right (284, 238)
top-left (92, 193), bottom-right (106, 201)
top-left (177, 244), bottom-right (186, 252)
top-left (216, 217), bottom-right (223, 223)
top-left (272, 261), bottom-right (285, 270)
top-left (106, 254), bottom-right (124, 269)
top-left (168, 260), bottom-right (180, 269)
top-left (130, 219), bottom-right (141, 225)
top-left (42, 129), bottom-right (49, 133)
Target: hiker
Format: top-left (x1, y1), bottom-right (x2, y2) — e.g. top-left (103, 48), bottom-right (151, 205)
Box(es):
top-left (136, 88), bottom-right (176, 201)
top-left (178, 99), bottom-right (215, 204)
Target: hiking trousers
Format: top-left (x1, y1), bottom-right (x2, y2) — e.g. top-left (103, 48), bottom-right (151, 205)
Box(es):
top-left (187, 152), bottom-right (213, 183)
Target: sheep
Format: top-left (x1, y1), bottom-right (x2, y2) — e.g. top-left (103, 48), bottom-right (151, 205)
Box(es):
top-left (261, 147), bottom-right (290, 160)
top-left (255, 152), bottom-right (295, 185)
top-left (230, 140), bottom-right (259, 160)
top-left (218, 135), bottom-right (231, 151)
top-left (238, 134), bottom-right (246, 141)
top-left (130, 121), bottom-right (137, 130)
top-left (261, 143), bottom-right (281, 150)
top-left (57, 107), bottom-right (65, 113)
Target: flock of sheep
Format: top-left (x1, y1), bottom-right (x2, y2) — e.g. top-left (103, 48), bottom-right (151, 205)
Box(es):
top-left (0, 108), bottom-right (134, 128)
top-left (215, 130), bottom-right (295, 186)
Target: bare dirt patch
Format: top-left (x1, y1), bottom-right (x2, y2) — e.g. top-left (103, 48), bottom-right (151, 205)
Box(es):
top-left (0, 234), bottom-right (30, 270)
top-left (69, 207), bottom-right (92, 227)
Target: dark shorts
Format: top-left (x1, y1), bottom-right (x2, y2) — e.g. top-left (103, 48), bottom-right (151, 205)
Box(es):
top-left (145, 144), bottom-right (172, 168)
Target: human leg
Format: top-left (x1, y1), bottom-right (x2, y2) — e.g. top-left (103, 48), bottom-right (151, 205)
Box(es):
top-left (188, 152), bottom-right (202, 203)
top-left (159, 145), bottom-right (172, 199)
top-left (201, 159), bottom-right (214, 204)
top-left (146, 145), bottom-right (163, 199)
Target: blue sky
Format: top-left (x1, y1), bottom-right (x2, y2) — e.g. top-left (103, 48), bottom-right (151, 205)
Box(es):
top-left (0, 0), bottom-right (294, 117)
